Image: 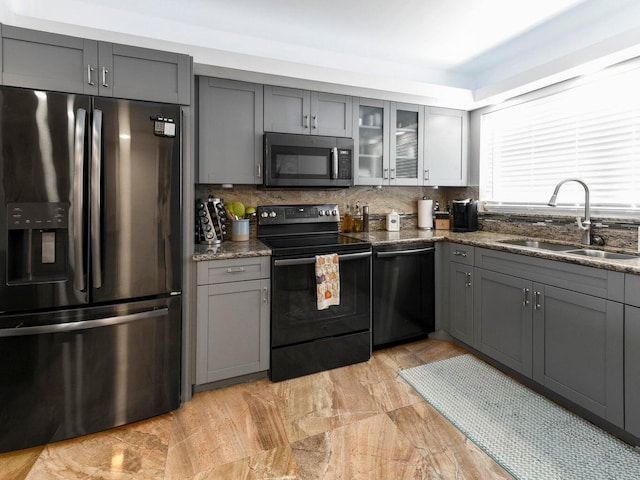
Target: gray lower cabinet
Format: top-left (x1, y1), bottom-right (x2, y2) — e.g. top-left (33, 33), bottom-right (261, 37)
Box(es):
top-left (532, 284), bottom-right (624, 427)
top-left (470, 247), bottom-right (625, 427)
top-left (198, 77), bottom-right (263, 184)
top-left (196, 257), bottom-right (270, 384)
top-left (474, 269), bottom-right (532, 377)
top-left (264, 85), bottom-right (352, 137)
top-left (449, 255), bottom-right (474, 346)
top-left (1, 25), bottom-right (191, 104)
top-left (624, 274), bottom-right (640, 437)
top-left (625, 305), bottom-right (640, 438)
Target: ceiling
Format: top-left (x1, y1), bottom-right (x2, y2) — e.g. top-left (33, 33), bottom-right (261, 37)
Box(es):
top-left (3, 0), bottom-right (640, 109)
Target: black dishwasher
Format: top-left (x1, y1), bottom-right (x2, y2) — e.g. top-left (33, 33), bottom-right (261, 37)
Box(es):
top-left (372, 242), bottom-right (435, 348)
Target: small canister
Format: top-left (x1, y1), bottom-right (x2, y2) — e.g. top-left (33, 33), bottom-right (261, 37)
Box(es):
top-left (386, 210), bottom-right (400, 231)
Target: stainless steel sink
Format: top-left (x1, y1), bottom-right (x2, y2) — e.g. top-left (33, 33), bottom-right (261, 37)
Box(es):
top-left (567, 249), bottom-right (638, 260)
top-left (498, 239), bottom-right (577, 251)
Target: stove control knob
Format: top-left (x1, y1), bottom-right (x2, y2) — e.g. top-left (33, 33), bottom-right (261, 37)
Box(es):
top-left (261, 211), bottom-right (269, 218)
top-left (332, 209), bottom-right (338, 216)
top-left (319, 210), bottom-right (325, 216)
top-left (269, 211), bottom-right (277, 218)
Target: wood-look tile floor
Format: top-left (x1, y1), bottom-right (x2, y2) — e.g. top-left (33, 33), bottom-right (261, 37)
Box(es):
top-left (0, 339), bottom-right (514, 479)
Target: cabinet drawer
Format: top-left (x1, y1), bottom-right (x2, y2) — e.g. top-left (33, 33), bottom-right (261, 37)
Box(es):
top-left (449, 243), bottom-right (475, 265)
top-left (625, 274), bottom-right (640, 308)
top-left (197, 257), bottom-right (270, 285)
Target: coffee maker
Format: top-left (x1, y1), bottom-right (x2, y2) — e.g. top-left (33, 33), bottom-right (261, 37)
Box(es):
top-left (452, 199), bottom-right (478, 232)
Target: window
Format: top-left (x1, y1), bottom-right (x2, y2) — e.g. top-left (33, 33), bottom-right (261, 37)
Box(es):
top-left (480, 60), bottom-right (640, 216)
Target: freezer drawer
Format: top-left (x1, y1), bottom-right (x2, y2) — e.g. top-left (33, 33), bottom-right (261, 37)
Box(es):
top-left (0, 296), bottom-right (181, 453)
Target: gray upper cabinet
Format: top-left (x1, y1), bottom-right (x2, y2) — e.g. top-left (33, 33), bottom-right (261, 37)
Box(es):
top-left (100, 43), bottom-right (191, 104)
top-left (264, 85), bottom-right (352, 137)
top-left (198, 77), bottom-right (264, 184)
top-left (1, 25), bottom-right (191, 104)
top-left (354, 99), bottom-right (424, 186)
top-left (423, 107), bottom-right (468, 186)
top-left (353, 98), bottom-right (390, 186)
top-left (390, 102), bottom-right (424, 186)
top-left (353, 102), bottom-right (467, 187)
top-left (1, 25), bottom-right (97, 94)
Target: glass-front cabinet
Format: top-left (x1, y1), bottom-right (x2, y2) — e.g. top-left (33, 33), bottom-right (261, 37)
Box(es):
top-left (390, 103), bottom-right (424, 186)
top-left (354, 99), bottom-right (423, 186)
top-left (354, 98), bottom-right (389, 186)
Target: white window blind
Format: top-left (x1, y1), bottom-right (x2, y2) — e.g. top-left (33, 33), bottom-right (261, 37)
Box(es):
top-left (480, 62), bottom-right (640, 213)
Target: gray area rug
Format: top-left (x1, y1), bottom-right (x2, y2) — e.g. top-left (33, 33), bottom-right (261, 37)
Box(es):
top-left (399, 354), bottom-right (640, 480)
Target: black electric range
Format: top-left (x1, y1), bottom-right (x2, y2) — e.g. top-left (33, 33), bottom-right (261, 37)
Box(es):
top-left (257, 204), bottom-right (372, 381)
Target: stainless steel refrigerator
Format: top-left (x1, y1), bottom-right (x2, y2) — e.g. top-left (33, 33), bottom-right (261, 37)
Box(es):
top-left (0, 86), bottom-right (182, 453)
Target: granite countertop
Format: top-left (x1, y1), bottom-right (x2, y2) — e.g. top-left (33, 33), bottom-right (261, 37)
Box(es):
top-left (193, 239), bottom-right (271, 261)
top-left (450, 231), bottom-right (640, 274)
top-left (192, 229), bottom-right (640, 274)
top-left (347, 228), bottom-right (640, 275)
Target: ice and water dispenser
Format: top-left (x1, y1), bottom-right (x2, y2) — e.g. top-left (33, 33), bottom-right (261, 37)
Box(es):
top-left (6, 202), bottom-right (69, 284)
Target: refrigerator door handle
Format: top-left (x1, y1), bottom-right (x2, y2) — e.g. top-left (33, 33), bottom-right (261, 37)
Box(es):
top-left (0, 308), bottom-right (168, 337)
top-left (73, 109), bottom-right (87, 292)
top-left (91, 109), bottom-right (103, 288)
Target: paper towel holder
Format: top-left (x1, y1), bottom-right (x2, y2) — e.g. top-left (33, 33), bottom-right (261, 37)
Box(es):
top-left (418, 197), bottom-right (434, 230)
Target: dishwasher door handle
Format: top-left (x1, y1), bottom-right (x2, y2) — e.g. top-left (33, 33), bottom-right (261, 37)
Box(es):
top-left (375, 247), bottom-right (435, 258)
top-left (273, 251), bottom-right (371, 267)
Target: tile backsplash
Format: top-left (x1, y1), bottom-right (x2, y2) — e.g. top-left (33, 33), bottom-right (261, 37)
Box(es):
top-left (194, 184), bottom-right (640, 250)
top-left (194, 184), bottom-right (478, 220)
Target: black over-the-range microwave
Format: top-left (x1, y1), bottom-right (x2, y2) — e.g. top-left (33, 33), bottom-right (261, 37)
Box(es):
top-left (263, 132), bottom-right (353, 188)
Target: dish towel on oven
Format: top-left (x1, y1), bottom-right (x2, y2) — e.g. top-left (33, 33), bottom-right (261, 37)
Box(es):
top-left (315, 253), bottom-right (340, 310)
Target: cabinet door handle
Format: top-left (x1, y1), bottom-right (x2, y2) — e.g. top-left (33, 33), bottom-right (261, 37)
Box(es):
top-left (453, 250), bottom-right (468, 257)
top-left (522, 288), bottom-right (530, 306)
top-left (534, 291), bottom-right (542, 310)
top-left (312, 115), bottom-right (318, 129)
top-left (226, 266), bottom-right (246, 273)
top-left (101, 66), bottom-right (109, 87)
top-left (263, 286), bottom-right (269, 304)
top-left (390, 168), bottom-right (396, 179)
top-left (303, 115), bottom-right (309, 129)
top-left (383, 168), bottom-right (389, 179)
top-left (424, 169), bottom-right (429, 181)
top-left (256, 163), bottom-right (261, 179)
top-left (87, 64), bottom-right (95, 85)
top-left (465, 272), bottom-right (472, 287)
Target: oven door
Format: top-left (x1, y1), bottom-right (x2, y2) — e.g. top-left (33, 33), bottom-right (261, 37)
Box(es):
top-left (271, 250), bottom-right (371, 347)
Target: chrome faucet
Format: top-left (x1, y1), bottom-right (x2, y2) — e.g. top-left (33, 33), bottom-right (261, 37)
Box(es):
top-left (547, 178), bottom-right (591, 245)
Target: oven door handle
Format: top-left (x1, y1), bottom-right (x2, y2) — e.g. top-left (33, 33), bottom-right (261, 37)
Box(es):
top-left (375, 247), bottom-right (435, 258)
top-left (273, 251), bottom-right (371, 267)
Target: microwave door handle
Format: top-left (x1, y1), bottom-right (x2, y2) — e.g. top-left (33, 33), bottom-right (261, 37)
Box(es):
top-left (73, 108), bottom-right (87, 292)
top-left (331, 147), bottom-right (338, 179)
top-left (91, 109), bottom-right (103, 288)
